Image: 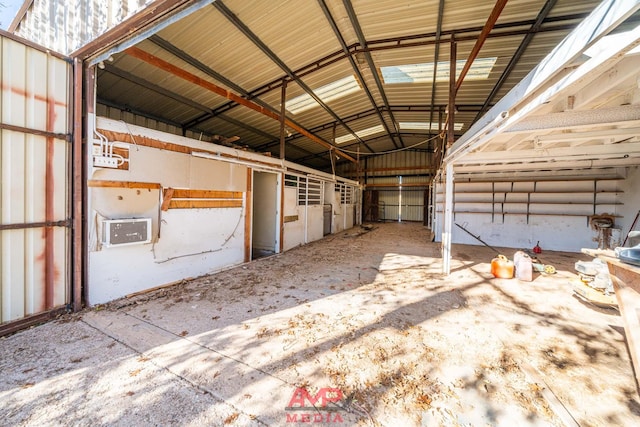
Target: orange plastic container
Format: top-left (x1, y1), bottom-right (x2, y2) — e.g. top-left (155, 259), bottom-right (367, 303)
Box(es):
top-left (491, 254), bottom-right (514, 279)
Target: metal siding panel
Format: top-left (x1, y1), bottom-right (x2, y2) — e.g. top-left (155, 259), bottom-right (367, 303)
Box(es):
top-left (53, 138), bottom-right (68, 221)
top-left (1, 230), bottom-right (25, 321)
top-left (26, 134), bottom-right (47, 224)
top-left (378, 190), bottom-right (399, 221)
top-left (401, 185), bottom-right (424, 222)
top-left (53, 226), bottom-right (68, 307)
top-left (0, 34), bottom-right (70, 324)
top-left (14, 0), bottom-right (156, 55)
top-left (3, 40), bottom-right (26, 128)
top-left (49, 55), bottom-right (70, 134)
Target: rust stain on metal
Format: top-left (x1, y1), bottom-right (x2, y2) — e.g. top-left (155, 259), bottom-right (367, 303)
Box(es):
top-left (1, 84), bottom-right (68, 108)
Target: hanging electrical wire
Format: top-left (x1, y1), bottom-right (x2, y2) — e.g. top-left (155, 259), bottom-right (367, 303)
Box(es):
top-left (333, 113), bottom-right (452, 157)
top-left (336, 132), bottom-right (442, 156)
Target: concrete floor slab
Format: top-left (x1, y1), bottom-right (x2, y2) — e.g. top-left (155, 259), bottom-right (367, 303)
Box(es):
top-left (1, 223), bottom-right (639, 426)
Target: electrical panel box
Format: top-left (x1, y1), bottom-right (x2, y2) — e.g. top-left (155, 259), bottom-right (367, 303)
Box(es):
top-left (102, 218), bottom-right (152, 247)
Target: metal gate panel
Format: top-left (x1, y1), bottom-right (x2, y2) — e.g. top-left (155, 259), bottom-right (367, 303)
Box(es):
top-left (0, 35), bottom-right (70, 324)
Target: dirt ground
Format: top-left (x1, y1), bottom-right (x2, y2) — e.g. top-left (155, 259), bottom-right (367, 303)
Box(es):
top-left (1, 222), bottom-right (639, 426)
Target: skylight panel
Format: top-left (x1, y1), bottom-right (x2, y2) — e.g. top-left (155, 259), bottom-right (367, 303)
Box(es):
top-left (286, 75), bottom-right (361, 114)
top-left (335, 124), bottom-right (386, 144)
top-left (381, 58), bottom-right (497, 84)
top-left (399, 121), bottom-right (463, 131)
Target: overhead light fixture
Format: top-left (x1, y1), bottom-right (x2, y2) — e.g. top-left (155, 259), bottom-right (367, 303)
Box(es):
top-left (335, 124), bottom-right (385, 144)
top-left (286, 75), bottom-right (361, 114)
top-left (381, 57), bottom-right (497, 84)
top-left (399, 122), bottom-right (463, 131)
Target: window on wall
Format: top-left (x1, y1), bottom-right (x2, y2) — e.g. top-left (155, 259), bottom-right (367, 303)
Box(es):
top-left (340, 184), bottom-right (353, 204)
top-left (307, 179), bottom-right (322, 205)
top-left (285, 174), bottom-right (298, 187)
top-left (292, 175), bottom-right (323, 205)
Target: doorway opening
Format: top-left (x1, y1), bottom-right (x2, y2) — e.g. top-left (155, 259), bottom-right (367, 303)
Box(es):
top-left (252, 171), bottom-right (279, 259)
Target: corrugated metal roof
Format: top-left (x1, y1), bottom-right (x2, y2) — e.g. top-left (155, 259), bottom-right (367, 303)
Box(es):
top-left (12, 0), bottom-right (609, 174)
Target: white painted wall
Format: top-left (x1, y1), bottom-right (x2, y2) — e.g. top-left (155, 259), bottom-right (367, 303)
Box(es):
top-left (88, 118), bottom-right (361, 304)
top-left (332, 188), bottom-right (344, 233)
top-left (88, 124), bottom-right (247, 305)
top-left (282, 186), bottom-right (333, 250)
top-left (88, 152), bottom-right (247, 303)
top-left (283, 187), bottom-right (304, 251)
top-left (307, 206), bottom-right (324, 242)
top-left (344, 204), bottom-right (355, 229)
top-left (434, 173), bottom-right (634, 252)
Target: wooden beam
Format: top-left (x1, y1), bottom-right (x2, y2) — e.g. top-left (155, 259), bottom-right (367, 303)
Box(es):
top-left (124, 46), bottom-right (357, 163)
top-left (171, 189), bottom-right (243, 199)
top-left (161, 188), bottom-right (174, 211)
top-left (168, 200), bottom-right (243, 209)
top-left (88, 180), bottom-right (161, 189)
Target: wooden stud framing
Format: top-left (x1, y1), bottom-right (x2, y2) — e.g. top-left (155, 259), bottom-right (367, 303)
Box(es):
top-left (161, 188), bottom-right (175, 211)
top-left (88, 180), bottom-right (161, 189)
top-left (171, 189), bottom-right (242, 199)
top-left (168, 200), bottom-right (242, 209)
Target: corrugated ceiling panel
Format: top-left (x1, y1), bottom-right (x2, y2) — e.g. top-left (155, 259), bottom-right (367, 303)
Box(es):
top-left (81, 0), bottom-right (606, 170)
top-left (334, 0), bottom-right (438, 41)
top-left (221, 0), bottom-right (343, 72)
top-left (155, 6), bottom-right (286, 94)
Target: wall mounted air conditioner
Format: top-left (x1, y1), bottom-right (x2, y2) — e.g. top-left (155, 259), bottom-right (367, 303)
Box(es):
top-left (102, 218), bottom-right (152, 247)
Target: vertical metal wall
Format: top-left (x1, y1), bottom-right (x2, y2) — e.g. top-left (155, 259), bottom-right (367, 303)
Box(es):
top-left (13, 0), bottom-right (156, 55)
top-left (400, 176), bottom-right (426, 222)
top-left (336, 151), bottom-right (433, 222)
top-left (0, 35), bottom-right (70, 324)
